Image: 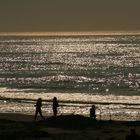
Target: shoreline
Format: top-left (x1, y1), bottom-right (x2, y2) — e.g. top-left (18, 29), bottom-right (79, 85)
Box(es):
top-left (1, 96), bottom-right (140, 121)
top-left (1, 96), bottom-right (140, 106)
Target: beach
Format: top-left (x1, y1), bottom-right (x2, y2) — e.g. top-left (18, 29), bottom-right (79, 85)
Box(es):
top-left (0, 0), bottom-right (140, 139)
top-left (1, 113), bottom-right (140, 140)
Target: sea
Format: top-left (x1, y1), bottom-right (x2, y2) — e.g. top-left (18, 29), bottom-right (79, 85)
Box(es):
top-left (0, 33), bottom-right (140, 121)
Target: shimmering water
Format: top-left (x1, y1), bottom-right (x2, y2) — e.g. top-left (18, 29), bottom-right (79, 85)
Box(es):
top-left (0, 34), bottom-right (140, 120)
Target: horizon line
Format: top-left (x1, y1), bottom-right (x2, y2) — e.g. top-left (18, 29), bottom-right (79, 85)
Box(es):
top-left (0, 30), bottom-right (140, 36)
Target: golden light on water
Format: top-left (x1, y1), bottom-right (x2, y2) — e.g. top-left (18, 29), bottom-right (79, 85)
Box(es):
top-left (1, 87), bottom-right (140, 121)
top-left (0, 33), bottom-right (140, 121)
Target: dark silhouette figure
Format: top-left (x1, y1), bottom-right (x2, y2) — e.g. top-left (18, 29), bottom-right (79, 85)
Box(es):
top-left (126, 129), bottom-right (140, 140)
top-left (34, 98), bottom-right (44, 121)
top-left (53, 97), bottom-right (59, 117)
top-left (90, 105), bottom-right (96, 120)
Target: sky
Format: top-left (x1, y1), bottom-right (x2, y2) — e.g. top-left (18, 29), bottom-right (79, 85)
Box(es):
top-left (0, 0), bottom-right (140, 32)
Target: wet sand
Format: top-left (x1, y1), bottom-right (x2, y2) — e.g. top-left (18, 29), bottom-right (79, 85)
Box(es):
top-left (0, 113), bottom-right (140, 140)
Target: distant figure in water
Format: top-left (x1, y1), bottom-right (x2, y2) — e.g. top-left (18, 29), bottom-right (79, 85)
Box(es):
top-left (52, 97), bottom-right (59, 117)
top-left (90, 105), bottom-right (96, 120)
top-left (34, 98), bottom-right (45, 121)
top-left (126, 129), bottom-right (140, 140)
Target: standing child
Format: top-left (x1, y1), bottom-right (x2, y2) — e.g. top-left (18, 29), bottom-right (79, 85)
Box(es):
top-left (90, 105), bottom-right (96, 120)
top-left (52, 97), bottom-right (59, 117)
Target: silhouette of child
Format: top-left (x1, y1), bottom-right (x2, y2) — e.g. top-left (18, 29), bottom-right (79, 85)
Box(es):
top-left (34, 98), bottom-right (45, 121)
top-left (90, 105), bottom-right (96, 120)
top-left (52, 97), bottom-right (59, 117)
top-left (126, 129), bottom-right (140, 140)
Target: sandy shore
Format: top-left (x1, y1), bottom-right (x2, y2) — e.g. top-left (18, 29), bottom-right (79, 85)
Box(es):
top-left (0, 113), bottom-right (34, 122)
top-left (0, 113), bottom-right (140, 140)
